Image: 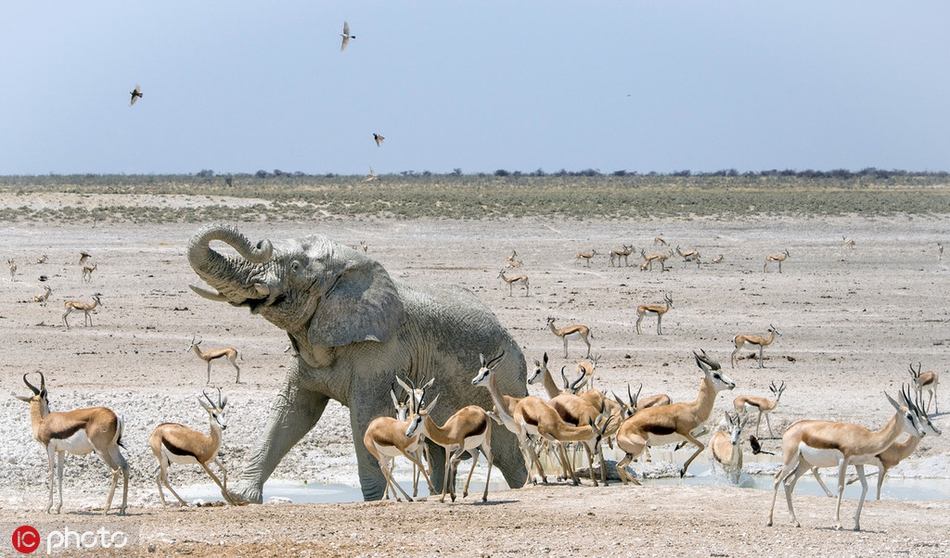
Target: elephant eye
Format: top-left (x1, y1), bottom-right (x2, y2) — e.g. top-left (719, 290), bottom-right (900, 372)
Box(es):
top-left (291, 261), bottom-right (301, 273)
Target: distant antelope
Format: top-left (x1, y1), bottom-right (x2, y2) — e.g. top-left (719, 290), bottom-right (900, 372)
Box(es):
top-left (15, 371), bottom-right (129, 515)
top-left (574, 249), bottom-right (597, 267)
top-left (939, 243), bottom-right (944, 261)
top-left (909, 362), bottom-right (939, 414)
top-left (8, 259), bottom-right (16, 281)
top-left (710, 254), bottom-right (724, 264)
top-left (497, 269), bottom-right (529, 297)
top-left (82, 263), bottom-right (98, 283)
top-left (731, 324), bottom-right (781, 369)
top-left (653, 236), bottom-right (668, 247)
top-left (764, 249), bottom-right (790, 273)
top-left (609, 245), bottom-right (634, 267)
top-left (150, 389), bottom-right (235, 506)
top-left (189, 336), bottom-right (242, 384)
top-left (635, 293), bottom-right (674, 335)
top-left (640, 249), bottom-right (672, 272)
top-left (733, 380), bottom-right (786, 438)
top-left (36, 254), bottom-right (48, 264)
top-left (843, 236), bottom-right (856, 250)
top-left (547, 317), bottom-right (592, 358)
top-left (62, 293), bottom-right (102, 329)
top-left (676, 245), bottom-right (700, 265)
top-left (33, 285), bottom-right (52, 303)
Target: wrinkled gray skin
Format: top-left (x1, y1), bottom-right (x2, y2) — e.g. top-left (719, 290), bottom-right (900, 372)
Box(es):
top-left (187, 223), bottom-right (528, 502)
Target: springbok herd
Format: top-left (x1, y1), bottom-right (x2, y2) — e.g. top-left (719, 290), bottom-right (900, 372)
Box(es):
top-left (5, 224), bottom-right (948, 533)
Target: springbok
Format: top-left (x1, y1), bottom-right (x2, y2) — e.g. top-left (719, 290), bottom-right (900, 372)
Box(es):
top-left (763, 249), bottom-right (790, 273)
top-left (767, 387), bottom-right (927, 531)
top-left (709, 411), bottom-right (744, 485)
top-left (405, 393), bottom-right (494, 502)
top-left (546, 317), bottom-right (592, 359)
top-left (909, 362), bottom-right (939, 414)
top-left (614, 351), bottom-right (736, 484)
top-left (733, 380), bottom-right (787, 438)
top-left (62, 293), bottom-right (102, 329)
top-left (189, 336), bottom-right (242, 384)
top-left (363, 387), bottom-right (436, 502)
top-left (15, 372), bottom-right (129, 515)
top-left (149, 389), bottom-right (236, 506)
top-left (635, 293), bottom-right (673, 335)
top-left (731, 325), bottom-right (781, 369)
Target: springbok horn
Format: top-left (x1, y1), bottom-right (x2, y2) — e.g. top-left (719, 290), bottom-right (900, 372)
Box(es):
top-left (22, 373), bottom-right (41, 395)
top-left (487, 351), bottom-right (506, 368)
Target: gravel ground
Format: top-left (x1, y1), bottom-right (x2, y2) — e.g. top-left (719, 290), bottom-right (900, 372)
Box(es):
top-left (1, 204), bottom-right (949, 556)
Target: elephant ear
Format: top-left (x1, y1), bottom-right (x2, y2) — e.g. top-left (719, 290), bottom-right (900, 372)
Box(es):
top-left (308, 252), bottom-right (406, 348)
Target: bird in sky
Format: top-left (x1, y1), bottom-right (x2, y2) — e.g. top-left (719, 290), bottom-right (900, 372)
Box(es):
top-left (340, 21), bottom-right (355, 52)
top-left (373, 133), bottom-right (385, 147)
top-left (129, 85), bottom-right (143, 106)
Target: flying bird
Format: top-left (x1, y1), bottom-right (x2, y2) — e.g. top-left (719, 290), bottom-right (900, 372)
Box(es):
top-left (373, 133), bottom-right (385, 147)
top-left (340, 21), bottom-right (355, 52)
top-left (129, 85), bottom-right (143, 106)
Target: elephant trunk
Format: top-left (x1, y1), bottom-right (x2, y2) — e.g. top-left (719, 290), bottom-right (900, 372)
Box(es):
top-left (188, 224), bottom-right (274, 305)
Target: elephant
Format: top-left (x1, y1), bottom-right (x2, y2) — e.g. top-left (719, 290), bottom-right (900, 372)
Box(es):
top-left (186, 223), bottom-right (528, 501)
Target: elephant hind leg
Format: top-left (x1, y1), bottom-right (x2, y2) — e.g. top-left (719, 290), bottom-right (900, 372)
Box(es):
top-left (490, 425), bottom-right (528, 490)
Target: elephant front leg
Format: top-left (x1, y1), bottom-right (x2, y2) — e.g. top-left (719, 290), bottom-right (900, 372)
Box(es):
top-left (232, 376), bottom-right (331, 504)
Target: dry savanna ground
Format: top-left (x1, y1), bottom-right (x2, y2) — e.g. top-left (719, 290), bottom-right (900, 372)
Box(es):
top-left (0, 191), bottom-right (949, 556)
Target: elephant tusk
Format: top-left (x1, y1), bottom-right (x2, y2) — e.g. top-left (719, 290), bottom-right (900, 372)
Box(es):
top-left (189, 284), bottom-right (231, 302)
top-left (254, 283), bottom-right (270, 297)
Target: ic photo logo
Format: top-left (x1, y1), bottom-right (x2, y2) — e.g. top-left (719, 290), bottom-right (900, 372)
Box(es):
top-left (12, 525), bottom-right (39, 554)
top-left (10, 524), bottom-right (131, 555)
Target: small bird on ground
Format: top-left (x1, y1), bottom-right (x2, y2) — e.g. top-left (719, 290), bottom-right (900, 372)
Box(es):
top-left (365, 167), bottom-right (378, 182)
top-left (373, 133), bottom-right (385, 146)
top-left (748, 435), bottom-right (774, 455)
top-left (340, 21), bottom-right (355, 51)
top-left (129, 85), bottom-right (143, 106)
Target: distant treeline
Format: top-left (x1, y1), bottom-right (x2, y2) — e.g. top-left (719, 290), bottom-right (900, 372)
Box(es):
top-left (1, 167), bottom-right (947, 185)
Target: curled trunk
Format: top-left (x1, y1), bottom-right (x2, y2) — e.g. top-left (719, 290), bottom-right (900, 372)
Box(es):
top-left (188, 224), bottom-right (274, 305)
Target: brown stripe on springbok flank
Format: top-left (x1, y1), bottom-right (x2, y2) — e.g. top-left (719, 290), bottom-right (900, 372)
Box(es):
top-left (800, 431), bottom-right (844, 452)
top-left (469, 415), bottom-right (487, 437)
top-left (162, 438), bottom-right (200, 459)
top-left (48, 422), bottom-right (85, 440)
top-left (522, 414), bottom-right (539, 429)
top-left (642, 424), bottom-right (677, 437)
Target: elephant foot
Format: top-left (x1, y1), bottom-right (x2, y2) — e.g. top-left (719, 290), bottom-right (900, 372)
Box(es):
top-left (228, 483), bottom-right (263, 505)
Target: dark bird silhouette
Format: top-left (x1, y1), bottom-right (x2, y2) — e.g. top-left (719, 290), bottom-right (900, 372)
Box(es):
top-left (39, 275), bottom-right (48, 282)
top-left (129, 85), bottom-right (143, 106)
top-left (340, 21), bottom-right (355, 52)
top-left (373, 133), bottom-right (385, 147)
top-left (748, 435), bottom-right (774, 455)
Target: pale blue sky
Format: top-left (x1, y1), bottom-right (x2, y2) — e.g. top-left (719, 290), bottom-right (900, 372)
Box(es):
top-left (1, 2), bottom-right (948, 176)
